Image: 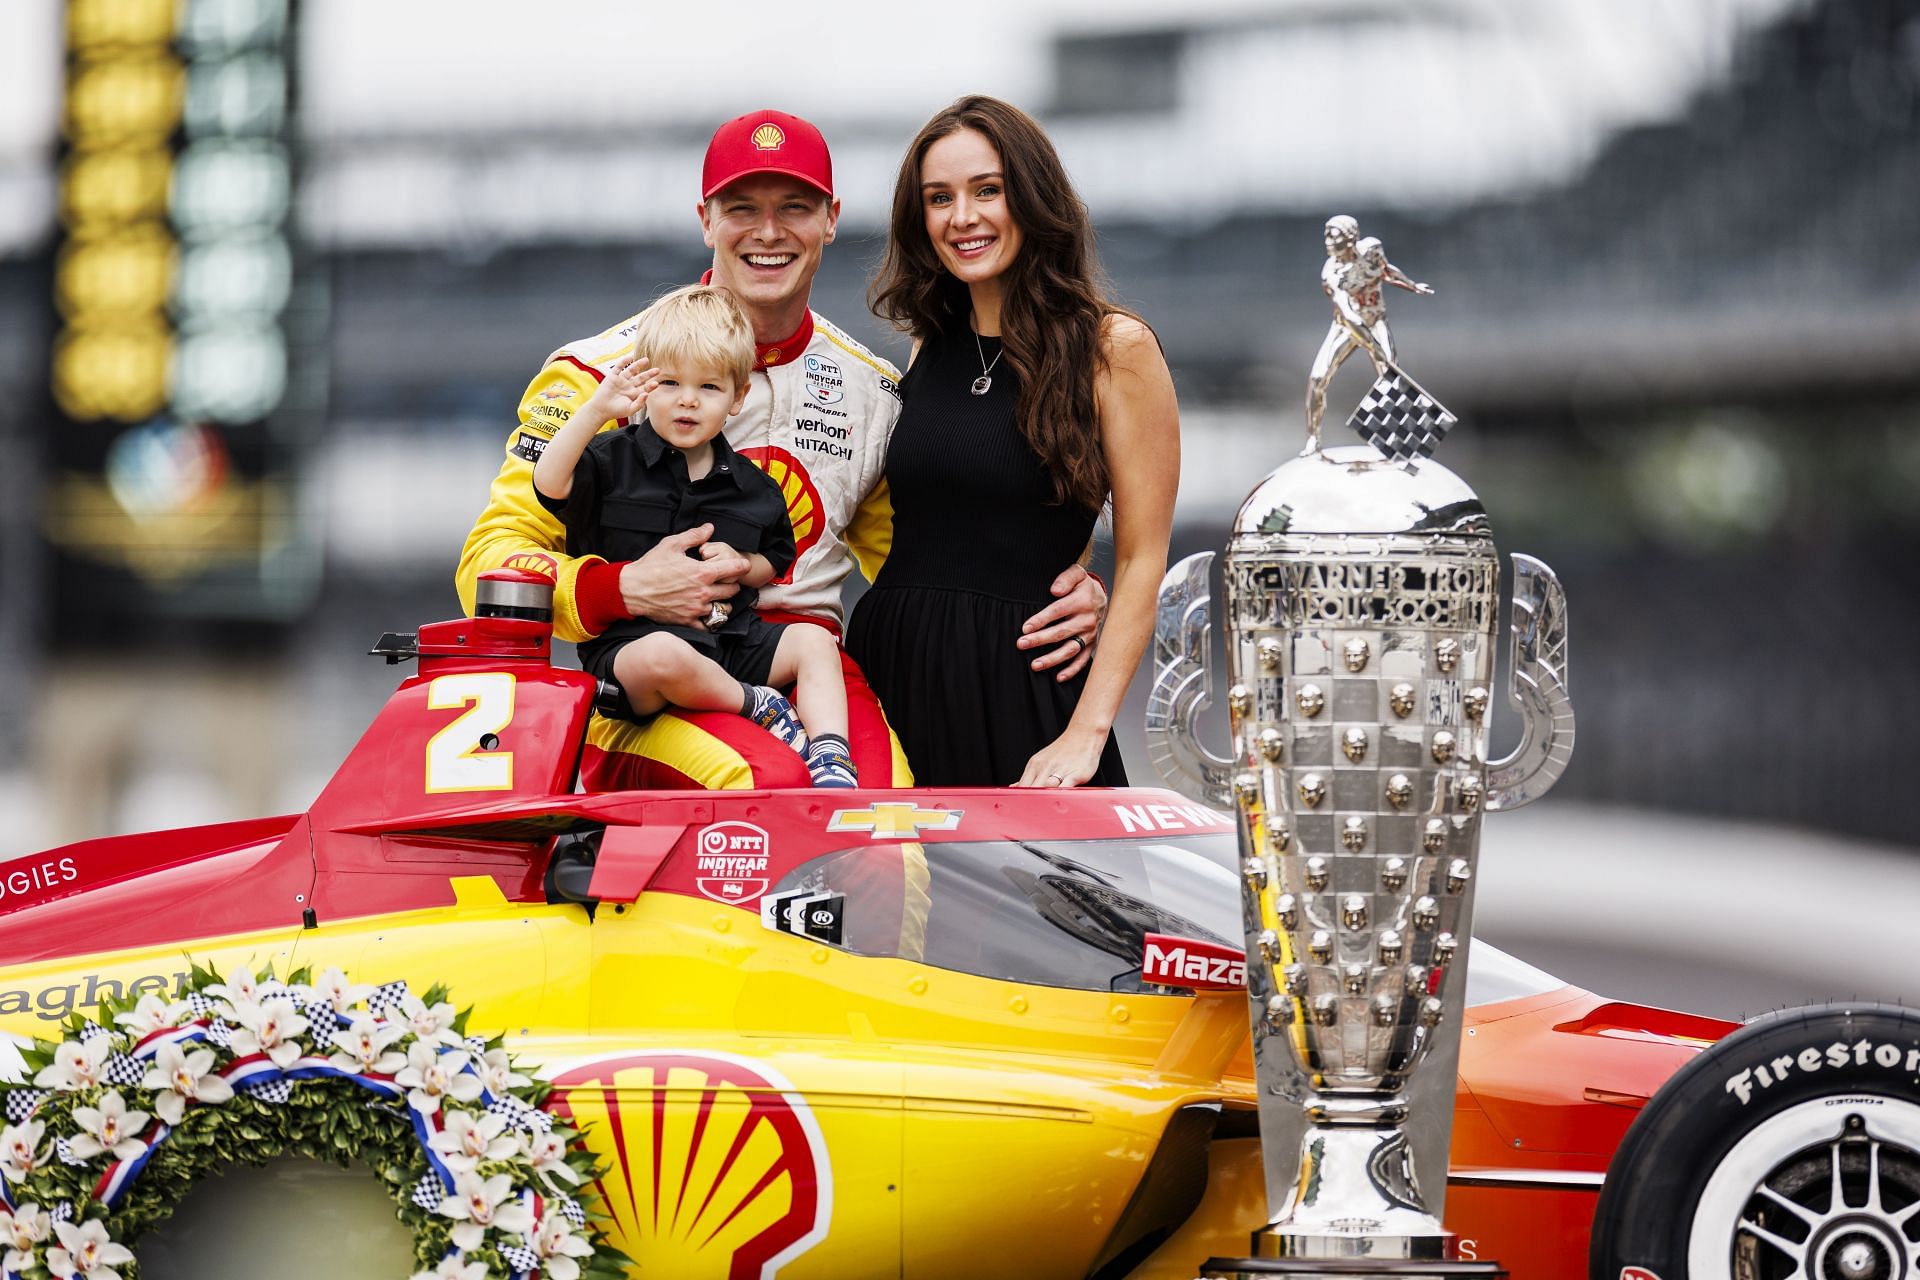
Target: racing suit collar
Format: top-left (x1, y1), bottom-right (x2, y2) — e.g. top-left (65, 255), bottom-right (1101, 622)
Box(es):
top-left (698, 269), bottom-right (815, 369)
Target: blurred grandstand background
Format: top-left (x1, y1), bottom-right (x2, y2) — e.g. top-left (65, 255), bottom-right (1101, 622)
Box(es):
top-left (0, 0), bottom-right (1916, 1012)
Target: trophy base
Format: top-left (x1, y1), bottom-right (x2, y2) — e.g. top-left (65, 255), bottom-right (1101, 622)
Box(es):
top-left (1197, 1259), bottom-right (1506, 1279)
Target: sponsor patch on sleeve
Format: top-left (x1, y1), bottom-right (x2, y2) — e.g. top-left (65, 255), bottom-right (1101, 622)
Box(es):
top-left (511, 431), bottom-right (550, 463)
top-left (877, 376), bottom-right (900, 402)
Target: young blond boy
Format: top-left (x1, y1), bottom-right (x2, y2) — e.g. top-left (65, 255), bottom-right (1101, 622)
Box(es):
top-left (531, 285), bottom-right (855, 786)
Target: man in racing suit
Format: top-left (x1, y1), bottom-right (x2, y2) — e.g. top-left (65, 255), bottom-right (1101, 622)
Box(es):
top-left (457, 109), bottom-right (1104, 796)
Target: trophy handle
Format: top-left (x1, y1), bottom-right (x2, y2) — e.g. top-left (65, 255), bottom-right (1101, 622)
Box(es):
top-left (1486, 553), bottom-right (1575, 811)
top-left (1146, 552), bottom-right (1234, 806)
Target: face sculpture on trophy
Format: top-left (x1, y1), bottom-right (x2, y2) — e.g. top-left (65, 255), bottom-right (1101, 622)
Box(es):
top-left (1146, 220), bottom-right (1576, 1279)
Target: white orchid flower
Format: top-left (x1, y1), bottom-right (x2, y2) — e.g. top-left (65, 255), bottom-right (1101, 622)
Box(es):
top-left (0, 1202), bottom-right (50, 1272)
top-left (327, 1014), bottom-right (408, 1076)
top-left (46, 1219), bottom-right (133, 1280)
top-left (227, 996), bottom-right (309, 1068)
top-left (399, 994), bottom-right (461, 1047)
top-left (67, 1091), bottom-right (151, 1162)
top-left (436, 1172), bottom-right (533, 1252)
top-left (313, 968), bottom-right (373, 1015)
top-left (0, 1121), bottom-right (47, 1184)
top-left (33, 1038), bottom-right (114, 1092)
top-left (428, 1109), bottom-right (519, 1174)
top-left (112, 994), bottom-right (190, 1038)
top-left (410, 1253), bottom-right (488, 1280)
top-left (395, 1043), bottom-right (483, 1116)
top-left (523, 1212), bottom-right (596, 1280)
top-left (478, 1049), bottom-right (530, 1097)
top-left (141, 1041), bottom-right (233, 1126)
top-left (524, 1130), bottom-right (583, 1191)
top-left (203, 967), bottom-right (263, 1009)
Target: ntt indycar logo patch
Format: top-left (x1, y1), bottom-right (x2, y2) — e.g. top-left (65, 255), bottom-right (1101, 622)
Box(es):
top-left (694, 820), bottom-right (770, 905)
top-left (1726, 1039), bottom-right (1920, 1104)
top-left (1141, 933), bottom-right (1246, 991)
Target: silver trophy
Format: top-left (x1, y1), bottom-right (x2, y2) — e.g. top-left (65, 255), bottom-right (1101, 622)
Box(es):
top-left (1149, 219), bottom-right (1574, 1278)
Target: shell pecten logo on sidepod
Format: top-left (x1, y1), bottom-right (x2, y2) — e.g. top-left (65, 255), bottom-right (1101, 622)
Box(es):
top-left (549, 1052), bottom-right (831, 1280)
top-left (750, 122), bottom-right (785, 151)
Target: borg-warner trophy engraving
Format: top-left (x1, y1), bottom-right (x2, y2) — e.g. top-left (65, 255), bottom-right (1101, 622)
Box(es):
top-left (1146, 220), bottom-right (1574, 1278)
top-left (1301, 216), bottom-right (1456, 463)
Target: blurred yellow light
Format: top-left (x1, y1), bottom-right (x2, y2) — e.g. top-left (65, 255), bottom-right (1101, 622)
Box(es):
top-left (65, 56), bottom-right (185, 145)
top-left (52, 325), bottom-right (174, 423)
top-left (55, 231), bottom-right (177, 320)
top-left (66, 0), bottom-right (179, 52)
top-left (60, 150), bottom-right (174, 228)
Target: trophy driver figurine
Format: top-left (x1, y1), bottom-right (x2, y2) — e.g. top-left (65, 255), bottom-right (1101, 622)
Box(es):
top-left (1146, 217), bottom-right (1574, 1278)
top-left (1301, 216), bottom-right (1447, 460)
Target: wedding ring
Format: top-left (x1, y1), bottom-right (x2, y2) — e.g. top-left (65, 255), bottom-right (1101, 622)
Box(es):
top-left (1047, 773), bottom-right (1064, 784)
top-left (1068, 636), bottom-right (1086, 654)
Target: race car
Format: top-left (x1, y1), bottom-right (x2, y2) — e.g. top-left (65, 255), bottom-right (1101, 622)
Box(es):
top-left (3, 575), bottom-right (1915, 1280)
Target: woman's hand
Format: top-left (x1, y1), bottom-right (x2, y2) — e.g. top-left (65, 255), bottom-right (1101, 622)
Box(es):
top-left (1013, 726), bottom-right (1107, 788)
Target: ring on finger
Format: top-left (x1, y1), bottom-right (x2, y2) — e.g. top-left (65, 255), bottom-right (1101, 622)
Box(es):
top-left (1046, 773), bottom-right (1064, 785)
top-left (1068, 636), bottom-right (1086, 655)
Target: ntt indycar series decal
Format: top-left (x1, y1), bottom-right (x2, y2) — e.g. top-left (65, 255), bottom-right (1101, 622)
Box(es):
top-left (1141, 933), bottom-right (1247, 991)
top-left (547, 1051), bottom-right (832, 1280)
top-left (694, 821), bottom-right (771, 906)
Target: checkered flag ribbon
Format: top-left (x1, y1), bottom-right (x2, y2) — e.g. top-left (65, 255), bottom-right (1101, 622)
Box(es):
top-left (4, 1089), bottom-right (46, 1123)
top-left (557, 1198), bottom-right (586, 1228)
top-left (185, 993), bottom-right (221, 1019)
top-left (499, 1245), bottom-right (539, 1273)
top-left (205, 1020), bottom-right (235, 1049)
top-left (409, 1175), bottom-right (447, 1212)
top-left (368, 981), bottom-right (411, 1019)
top-left (486, 1096), bottom-right (552, 1134)
top-left (51, 1201), bottom-right (73, 1223)
top-left (104, 1054), bottom-right (147, 1088)
top-left (55, 1137), bottom-right (87, 1167)
top-left (464, 1036), bottom-right (489, 1059)
top-left (77, 1023), bottom-right (111, 1044)
top-left (1346, 366), bottom-right (1458, 462)
top-left (240, 1079), bottom-right (293, 1105)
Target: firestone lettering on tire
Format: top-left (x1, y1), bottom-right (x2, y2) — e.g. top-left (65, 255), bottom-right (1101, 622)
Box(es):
top-left (1725, 1039), bottom-right (1920, 1104)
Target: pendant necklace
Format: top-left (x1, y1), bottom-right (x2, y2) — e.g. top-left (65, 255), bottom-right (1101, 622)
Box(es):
top-left (971, 327), bottom-right (1003, 396)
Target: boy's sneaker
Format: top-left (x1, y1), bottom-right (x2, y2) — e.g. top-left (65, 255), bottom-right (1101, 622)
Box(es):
top-left (745, 686), bottom-right (808, 755)
top-left (806, 738), bottom-right (858, 789)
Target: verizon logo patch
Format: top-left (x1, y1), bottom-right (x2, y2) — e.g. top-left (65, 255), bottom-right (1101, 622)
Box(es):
top-left (1141, 933), bottom-right (1246, 991)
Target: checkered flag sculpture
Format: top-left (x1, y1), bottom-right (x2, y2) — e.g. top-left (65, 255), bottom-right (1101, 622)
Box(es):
top-left (1347, 365), bottom-right (1457, 462)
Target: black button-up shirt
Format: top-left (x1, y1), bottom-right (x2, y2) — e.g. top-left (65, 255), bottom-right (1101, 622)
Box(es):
top-left (538, 420), bottom-right (795, 650)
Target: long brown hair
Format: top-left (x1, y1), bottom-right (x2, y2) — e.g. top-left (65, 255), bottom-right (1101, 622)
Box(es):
top-left (871, 95), bottom-right (1127, 513)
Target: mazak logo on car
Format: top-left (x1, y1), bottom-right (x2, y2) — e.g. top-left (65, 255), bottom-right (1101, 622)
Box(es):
top-left (694, 821), bottom-right (771, 905)
top-left (1141, 933), bottom-right (1246, 990)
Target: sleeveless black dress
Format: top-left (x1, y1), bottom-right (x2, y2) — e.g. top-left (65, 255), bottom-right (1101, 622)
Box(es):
top-left (846, 326), bottom-right (1128, 787)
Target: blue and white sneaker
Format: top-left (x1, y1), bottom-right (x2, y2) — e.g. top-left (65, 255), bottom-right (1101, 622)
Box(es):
top-left (745, 685), bottom-right (808, 755)
top-left (806, 738), bottom-right (858, 789)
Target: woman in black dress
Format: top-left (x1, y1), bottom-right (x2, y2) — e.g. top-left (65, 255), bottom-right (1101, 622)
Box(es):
top-left (847, 96), bottom-right (1180, 788)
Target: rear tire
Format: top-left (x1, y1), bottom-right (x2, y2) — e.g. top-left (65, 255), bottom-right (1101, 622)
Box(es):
top-left (1590, 1003), bottom-right (1920, 1280)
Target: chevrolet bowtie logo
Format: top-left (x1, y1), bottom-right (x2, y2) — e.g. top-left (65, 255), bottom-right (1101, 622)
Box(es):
top-left (825, 803), bottom-right (964, 840)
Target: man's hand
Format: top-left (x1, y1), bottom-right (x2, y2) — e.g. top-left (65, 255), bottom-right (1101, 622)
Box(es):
top-left (1016, 563), bottom-right (1106, 682)
top-left (617, 524), bottom-right (742, 626)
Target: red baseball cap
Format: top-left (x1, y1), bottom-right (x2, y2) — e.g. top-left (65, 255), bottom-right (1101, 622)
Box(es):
top-left (701, 109), bottom-right (834, 200)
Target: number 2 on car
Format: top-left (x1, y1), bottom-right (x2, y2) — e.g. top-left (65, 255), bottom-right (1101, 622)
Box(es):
top-left (424, 672), bottom-right (516, 793)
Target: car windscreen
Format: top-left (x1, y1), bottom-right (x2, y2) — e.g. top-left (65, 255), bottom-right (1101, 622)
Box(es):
top-left (769, 835), bottom-right (1242, 993)
top-left (768, 831), bottom-right (1570, 1004)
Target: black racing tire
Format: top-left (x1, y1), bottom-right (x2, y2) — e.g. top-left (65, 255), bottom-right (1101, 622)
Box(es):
top-left (1590, 1003), bottom-right (1920, 1280)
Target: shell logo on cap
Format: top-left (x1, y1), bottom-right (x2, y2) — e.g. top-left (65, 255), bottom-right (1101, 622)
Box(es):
top-left (750, 123), bottom-right (785, 151)
top-left (549, 1052), bottom-right (831, 1280)
top-left (736, 446), bottom-right (822, 583)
